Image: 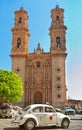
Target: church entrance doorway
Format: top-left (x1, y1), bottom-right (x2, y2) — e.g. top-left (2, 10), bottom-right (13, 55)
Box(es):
top-left (34, 91), bottom-right (43, 104)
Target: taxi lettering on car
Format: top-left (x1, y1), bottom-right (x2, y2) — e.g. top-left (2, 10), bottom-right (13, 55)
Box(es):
top-left (11, 104), bottom-right (71, 130)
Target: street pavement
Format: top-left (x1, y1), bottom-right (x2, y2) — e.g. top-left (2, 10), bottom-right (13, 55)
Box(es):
top-left (0, 116), bottom-right (82, 130)
top-left (69, 114), bottom-right (82, 120)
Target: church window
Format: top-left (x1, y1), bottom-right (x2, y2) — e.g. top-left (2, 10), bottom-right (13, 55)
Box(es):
top-left (17, 38), bottom-right (21, 48)
top-left (56, 84), bottom-right (61, 90)
top-left (57, 68), bottom-right (60, 72)
top-left (58, 94), bottom-right (61, 98)
top-left (36, 61), bottom-right (40, 68)
top-left (17, 68), bottom-right (20, 72)
top-left (56, 37), bottom-right (61, 47)
top-left (18, 17), bottom-right (22, 23)
top-left (16, 67), bottom-right (20, 72)
top-left (56, 16), bottom-right (60, 23)
top-left (56, 76), bottom-right (61, 81)
top-left (57, 86), bottom-right (60, 90)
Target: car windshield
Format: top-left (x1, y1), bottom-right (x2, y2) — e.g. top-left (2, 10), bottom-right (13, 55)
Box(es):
top-left (23, 106), bottom-right (31, 112)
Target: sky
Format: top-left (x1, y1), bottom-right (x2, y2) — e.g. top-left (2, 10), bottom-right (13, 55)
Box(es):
top-left (0, 0), bottom-right (82, 100)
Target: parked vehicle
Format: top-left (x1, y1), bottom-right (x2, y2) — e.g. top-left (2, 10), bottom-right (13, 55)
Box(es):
top-left (61, 106), bottom-right (75, 115)
top-left (11, 104), bottom-right (71, 130)
top-left (0, 104), bottom-right (17, 118)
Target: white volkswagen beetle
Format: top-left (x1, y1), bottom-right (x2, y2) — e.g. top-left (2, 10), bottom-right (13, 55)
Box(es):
top-left (11, 104), bottom-right (71, 130)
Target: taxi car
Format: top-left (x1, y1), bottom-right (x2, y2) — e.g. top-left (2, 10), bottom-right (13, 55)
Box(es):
top-left (11, 104), bottom-right (71, 130)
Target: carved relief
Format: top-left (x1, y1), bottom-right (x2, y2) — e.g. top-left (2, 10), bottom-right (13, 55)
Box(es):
top-left (33, 71), bottom-right (42, 82)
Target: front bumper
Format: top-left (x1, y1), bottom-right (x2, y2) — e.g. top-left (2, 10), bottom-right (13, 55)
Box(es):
top-left (11, 118), bottom-right (25, 126)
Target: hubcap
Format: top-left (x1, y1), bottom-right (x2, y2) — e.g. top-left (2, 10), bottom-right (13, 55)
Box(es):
top-left (27, 120), bottom-right (34, 129)
top-left (63, 120), bottom-right (68, 127)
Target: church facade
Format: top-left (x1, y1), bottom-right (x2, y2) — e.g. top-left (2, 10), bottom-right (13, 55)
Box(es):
top-left (11, 5), bottom-right (67, 108)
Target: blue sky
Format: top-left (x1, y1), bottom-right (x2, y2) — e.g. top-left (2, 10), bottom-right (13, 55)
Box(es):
top-left (0, 0), bottom-right (82, 100)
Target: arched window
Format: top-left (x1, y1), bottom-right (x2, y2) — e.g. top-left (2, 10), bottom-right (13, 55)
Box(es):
top-left (17, 38), bottom-right (21, 48)
top-left (56, 16), bottom-right (60, 23)
top-left (36, 61), bottom-right (40, 68)
top-left (57, 86), bottom-right (61, 90)
top-left (56, 37), bottom-right (61, 47)
top-left (58, 94), bottom-right (61, 98)
top-left (18, 17), bottom-right (22, 23)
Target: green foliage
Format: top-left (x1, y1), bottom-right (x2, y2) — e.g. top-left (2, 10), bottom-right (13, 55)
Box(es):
top-left (0, 70), bottom-right (24, 103)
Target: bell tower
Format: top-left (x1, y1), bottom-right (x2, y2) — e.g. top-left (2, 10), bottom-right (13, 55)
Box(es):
top-left (49, 5), bottom-right (67, 107)
top-left (49, 4), bottom-right (67, 53)
top-left (11, 7), bottom-right (30, 106)
top-left (11, 7), bottom-right (30, 55)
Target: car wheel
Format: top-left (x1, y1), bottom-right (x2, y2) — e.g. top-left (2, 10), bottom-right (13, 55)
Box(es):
top-left (24, 119), bottom-right (36, 130)
top-left (61, 118), bottom-right (69, 128)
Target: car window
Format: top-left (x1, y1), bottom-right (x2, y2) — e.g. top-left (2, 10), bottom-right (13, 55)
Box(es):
top-left (45, 107), bottom-right (55, 112)
top-left (23, 106), bottom-right (31, 112)
top-left (33, 107), bottom-right (43, 113)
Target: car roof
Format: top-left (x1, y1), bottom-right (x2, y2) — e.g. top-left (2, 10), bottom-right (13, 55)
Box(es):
top-left (29, 104), bottom-right (53, 108)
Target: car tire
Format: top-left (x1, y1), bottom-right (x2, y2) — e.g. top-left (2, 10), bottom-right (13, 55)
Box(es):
top-left (61, 118), bottom-right (69, 128)
top-left (24, 118), bottom-right (36, 130)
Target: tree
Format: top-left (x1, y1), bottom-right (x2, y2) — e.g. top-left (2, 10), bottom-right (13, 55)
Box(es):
top-left (0, 70), bottom-right (24, 104)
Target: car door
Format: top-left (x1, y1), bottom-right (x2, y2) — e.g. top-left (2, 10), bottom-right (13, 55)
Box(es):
top-left (32, 106), bottom-right (45, 126)
top-left (44, 106), bottom-right (57, 125)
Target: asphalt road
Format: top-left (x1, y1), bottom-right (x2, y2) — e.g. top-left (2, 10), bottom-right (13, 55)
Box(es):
top-left (0, 118), bottom-right (82, 130)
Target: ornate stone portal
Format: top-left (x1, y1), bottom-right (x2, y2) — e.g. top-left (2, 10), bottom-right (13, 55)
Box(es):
top-left (11, 5), bottom-right (67, 108)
